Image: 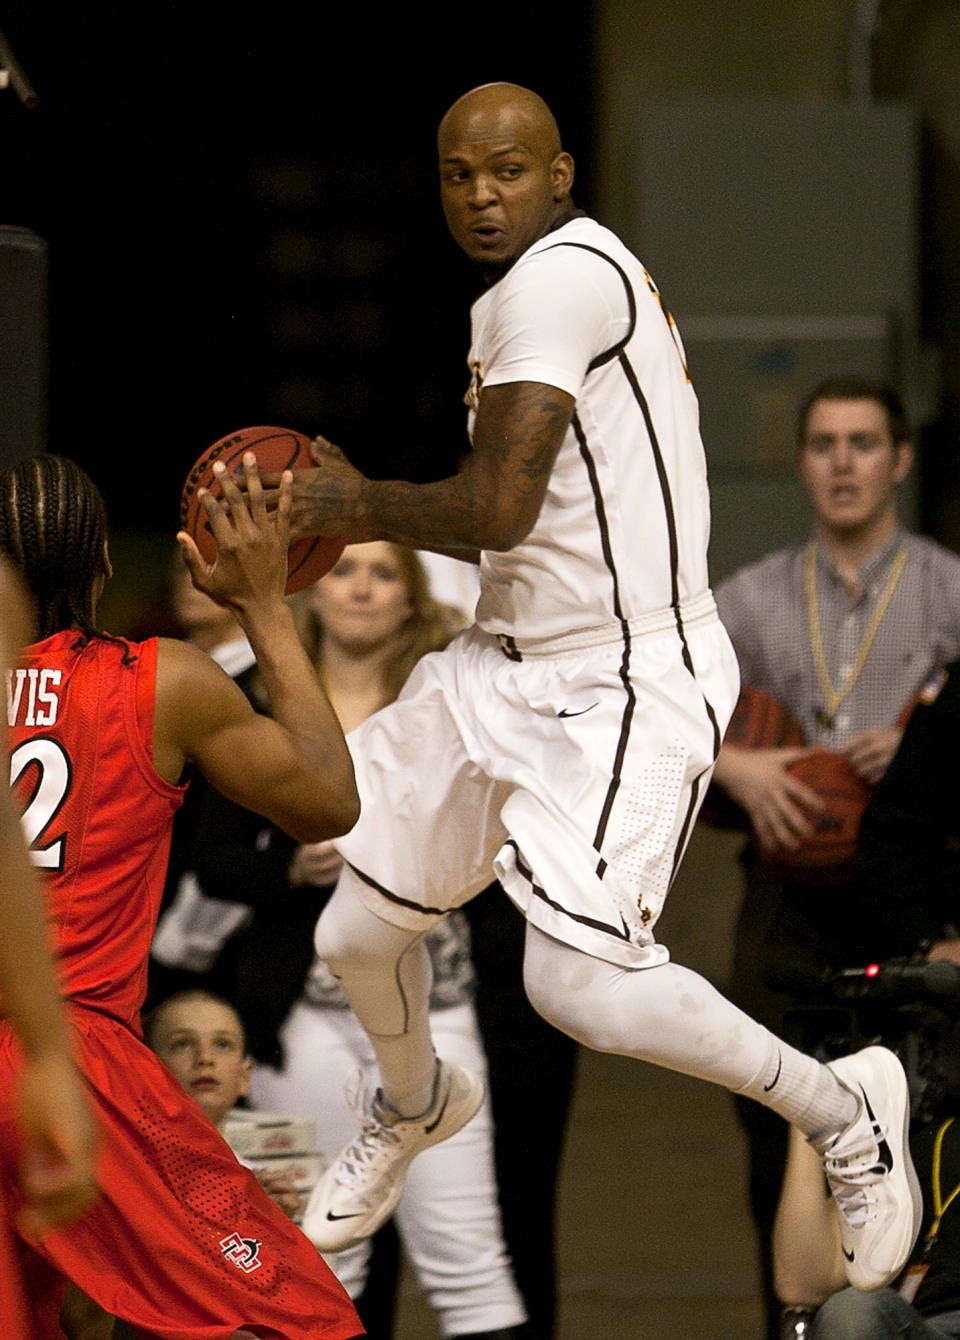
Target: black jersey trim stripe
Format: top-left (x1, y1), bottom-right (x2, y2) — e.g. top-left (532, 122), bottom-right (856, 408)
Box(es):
top-left (543, 237), bottom-right (688, 650)
top-left (617, 347), bottom-right (724, 769)
top-left (670, 774), bottom-right (704, 884)
top-left (571, 411), bottom-right (636, 866)
top-left (547, 239), bottom-right (725, 887)
top-left (539, 240), bottom-right (638, 369)
top-left (617, 352), bottom-right (685, 632)
top-left (345, 860), bottom-right (448, 917)
top-left (668, 755), bottom-right (722, 887)
top-left (504, 839), bottom-right (632, 942)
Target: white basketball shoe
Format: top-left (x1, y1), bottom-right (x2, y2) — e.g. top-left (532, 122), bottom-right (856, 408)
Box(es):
top-left (303, 1060), bottom-right (485, 1253)
top-left (812, 1045), bottom-right (922, 1291)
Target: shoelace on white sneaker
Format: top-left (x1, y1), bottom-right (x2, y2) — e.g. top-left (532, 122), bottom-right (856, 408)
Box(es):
top-left (824, 1139), bottom-right (887, 1228)
top-left (333, 1088), bottom-right (402, 1189)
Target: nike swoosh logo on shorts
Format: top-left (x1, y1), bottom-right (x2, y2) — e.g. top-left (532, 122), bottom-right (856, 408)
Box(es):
top-left (557, 703), bottom-right (598, 718)
top-left (326, 1210), bottom-right (364, 1221)
top-left (842, 1246), bottom-right (855, 1261)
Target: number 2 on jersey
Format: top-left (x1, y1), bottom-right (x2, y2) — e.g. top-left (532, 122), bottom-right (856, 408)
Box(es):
top-left (10, 737), bottom-right (71, 870)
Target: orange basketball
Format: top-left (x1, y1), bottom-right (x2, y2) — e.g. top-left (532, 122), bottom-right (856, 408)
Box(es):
top-left (723, 684), bottom-right (805, 749)
top-left (180, 426), bottom-right (347, 595)
top-left (767, 748), bottom-right (873, 876)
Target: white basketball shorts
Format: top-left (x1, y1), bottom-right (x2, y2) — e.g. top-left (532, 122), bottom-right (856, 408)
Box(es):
top-left (332, 595), bottom-right (739, 969)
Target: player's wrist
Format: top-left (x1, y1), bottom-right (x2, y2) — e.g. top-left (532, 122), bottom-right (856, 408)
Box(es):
top-left (232, 592), bottom-right (294, 634)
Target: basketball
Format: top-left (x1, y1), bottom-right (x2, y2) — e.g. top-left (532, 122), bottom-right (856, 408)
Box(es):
top-left (701, 685), bottom-right (872, 874)
top-left (768, 748), bottom-right (873, 876)
top-left (723, 684), bottom-right (805, 750)
top-left (179, 426), bottom-right (347, 595)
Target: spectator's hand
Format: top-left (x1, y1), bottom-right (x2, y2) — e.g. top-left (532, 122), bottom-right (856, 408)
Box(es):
top-left (927, 939), bottom-right (960, 967)
top-left (288, 840), bottom-right (343, 888)
top-left (254, 1166), bottom-right (300, 1219)
top-left (713, 746), bottom-right (825, 853)
top-left (842, 728), bottom-right (902, 786)
top-left (16, 1051), bottom-right (99, 1236)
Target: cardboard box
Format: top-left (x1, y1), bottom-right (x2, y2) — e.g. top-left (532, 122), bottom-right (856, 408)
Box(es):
top-left (222, 1109), bottom-right (318, 1159)
top-left (241, 1153), bottom-right (325, 1189)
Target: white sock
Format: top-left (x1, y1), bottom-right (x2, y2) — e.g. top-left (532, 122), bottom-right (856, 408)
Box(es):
top-left (734, 1038), bottom-right (858, 1140)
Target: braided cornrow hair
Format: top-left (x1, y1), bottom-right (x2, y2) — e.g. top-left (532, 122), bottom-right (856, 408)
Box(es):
top-left (0, 454), bottom-right (133, 661)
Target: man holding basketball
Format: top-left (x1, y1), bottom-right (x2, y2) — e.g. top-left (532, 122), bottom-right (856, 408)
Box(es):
top-left (0, 453), bottom-right (363, 1339)
top-left (709, 376), bottom-right (960, 1335)
top-left (277, 83), bottom-right (922, 1294)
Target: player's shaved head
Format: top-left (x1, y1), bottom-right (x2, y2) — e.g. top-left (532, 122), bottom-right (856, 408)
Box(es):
top-left (437, 83), bottom-right (575, 279)
top-left (438, 83), bottom-right (563, 162)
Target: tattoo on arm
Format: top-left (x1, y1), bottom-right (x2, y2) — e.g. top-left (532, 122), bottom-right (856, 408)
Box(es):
top-left (508, 386), bottom-right (572, 497)
top-left (356, 381), bottom-right (575, 551)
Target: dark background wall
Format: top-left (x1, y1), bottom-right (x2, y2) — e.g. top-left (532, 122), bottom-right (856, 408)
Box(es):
top-left (593, 0), bottom-right (960, 564)
top-left (6, 2), bottom-right (960, 629)
top-left (1, 4), bottom-right (597, 537)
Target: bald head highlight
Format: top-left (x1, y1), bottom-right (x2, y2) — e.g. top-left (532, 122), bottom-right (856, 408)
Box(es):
top-left (438, 83), bottom-right (563, 161)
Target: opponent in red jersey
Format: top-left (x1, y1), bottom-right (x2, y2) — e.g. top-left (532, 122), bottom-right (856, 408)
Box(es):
top-left (0, 453), bottom-right (363, 1340)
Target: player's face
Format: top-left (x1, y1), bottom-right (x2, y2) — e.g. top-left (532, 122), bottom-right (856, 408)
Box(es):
top-left (798, 398), bottom-right (913, 537)
top-left (310, 542), bottom-right (413, 655)
top-left (151, 1000), bottom-right (251, 1129)
top-left (439, 132), bottom-right (574, 272)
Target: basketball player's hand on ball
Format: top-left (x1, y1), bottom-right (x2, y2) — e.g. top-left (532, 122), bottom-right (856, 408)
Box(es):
top-left (251, 433), bottom-right (362, 546)
top-left (230, 434), bottom-right (360, 543)
top-left (714, 746), bottom-right (824, 853)
top-left (842, 728), bottom-right (902, 786)
top-left (178, 454), bottom-right (292, 614)
top-left (257, 433), bottom-right (365, 544)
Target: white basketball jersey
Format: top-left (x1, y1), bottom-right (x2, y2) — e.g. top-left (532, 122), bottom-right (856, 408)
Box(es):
top-left (466, 216), bottom-right (713, 644)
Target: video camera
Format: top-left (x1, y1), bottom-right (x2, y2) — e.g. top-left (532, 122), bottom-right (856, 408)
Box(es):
top-left (770, 957), bottom-right (960, 1127)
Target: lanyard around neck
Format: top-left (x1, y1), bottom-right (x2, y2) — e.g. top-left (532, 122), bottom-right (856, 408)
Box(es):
top-left (805, 541), bottom-right (908, 729)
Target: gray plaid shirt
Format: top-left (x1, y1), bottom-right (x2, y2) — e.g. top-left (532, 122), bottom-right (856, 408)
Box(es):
top-left (715, 528), bottom-right (960, 748)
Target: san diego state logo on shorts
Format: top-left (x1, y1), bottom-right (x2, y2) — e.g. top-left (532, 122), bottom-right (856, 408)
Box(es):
top-left (220, 1233), bottom-right (263, 1273)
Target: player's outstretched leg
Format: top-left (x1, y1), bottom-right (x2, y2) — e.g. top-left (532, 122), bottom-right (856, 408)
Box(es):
top-left (302, 1059), bottom-right (484, 1252)
top-left (810, 1046), bottom-right (922, 1292)
top-left (521, 924), bottom-right (921, 1292)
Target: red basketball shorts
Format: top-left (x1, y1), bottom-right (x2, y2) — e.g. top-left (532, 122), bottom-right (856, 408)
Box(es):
top-left (0, 1009), bottom-right (363, 1340)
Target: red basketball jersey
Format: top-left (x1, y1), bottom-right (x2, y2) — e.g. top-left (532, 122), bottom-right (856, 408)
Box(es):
top-left (7, 632), bottom-right (184, 1030)
top-left (3, 631), bottom-right (363, 1338)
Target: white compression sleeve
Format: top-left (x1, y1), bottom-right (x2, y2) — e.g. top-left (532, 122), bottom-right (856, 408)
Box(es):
top-left (521, 924), bottom-right (855, 1137)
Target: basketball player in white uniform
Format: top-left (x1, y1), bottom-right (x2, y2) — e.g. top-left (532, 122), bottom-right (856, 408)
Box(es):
top-left (264, 82), bottom-right (920, 1294)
